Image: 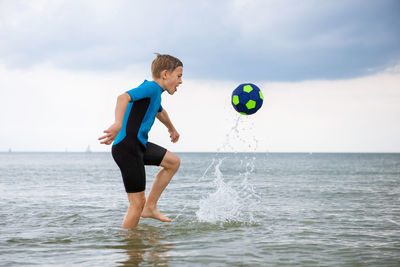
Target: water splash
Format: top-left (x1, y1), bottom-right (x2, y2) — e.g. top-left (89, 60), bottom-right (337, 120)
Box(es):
top-left (217, 114), bottom-right (259, 153)
top-left (196, 158), bottom-right (260, 224)
top-left (196, 115), bottom-right (261, 224)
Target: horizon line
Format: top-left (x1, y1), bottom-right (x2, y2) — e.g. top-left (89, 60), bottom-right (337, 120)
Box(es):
top-left (1, 151), bottom-right (400, 154)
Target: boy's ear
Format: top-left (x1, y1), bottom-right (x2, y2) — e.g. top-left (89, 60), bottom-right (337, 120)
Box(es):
top-left (161, 70), bottom-right (168, 80)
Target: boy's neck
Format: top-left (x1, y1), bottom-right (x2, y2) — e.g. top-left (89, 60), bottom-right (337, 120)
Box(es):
top-left (153, 79), bottom-right (166, 91)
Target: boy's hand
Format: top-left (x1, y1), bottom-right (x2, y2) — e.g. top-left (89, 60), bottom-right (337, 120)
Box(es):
top-left (98, 122), bottom-right (122, 145)
top-left (169, 128), bottom-right (180, 143)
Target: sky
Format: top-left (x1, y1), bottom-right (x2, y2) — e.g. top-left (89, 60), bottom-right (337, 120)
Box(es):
top-left (0, 0), bottom-right (399, 152)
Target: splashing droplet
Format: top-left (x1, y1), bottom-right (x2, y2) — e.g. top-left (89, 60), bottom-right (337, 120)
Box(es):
top-left (196, 158), bottom-right (260, 224)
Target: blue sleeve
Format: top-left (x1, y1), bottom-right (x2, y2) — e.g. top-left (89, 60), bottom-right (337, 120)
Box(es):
top-left (126, 82), bottom-right (154, 102)
top-left (158, 105), bottom-right (163, 112)
top-left (126, 88), bottom-right (146, 102)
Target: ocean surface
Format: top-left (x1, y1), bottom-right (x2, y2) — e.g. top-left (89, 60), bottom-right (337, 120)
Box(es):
top-left (0, 152), bottom-right (399, 266)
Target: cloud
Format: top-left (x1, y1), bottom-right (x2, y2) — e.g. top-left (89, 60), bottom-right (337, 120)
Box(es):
top-left (0, 61), bottom-right (148, 151)
top-left (259, 69), bottom-right (400, 152)
top-left (0, 0), bottom-right (399, 81)
top-left (1, 61), bottom-right (399, 152)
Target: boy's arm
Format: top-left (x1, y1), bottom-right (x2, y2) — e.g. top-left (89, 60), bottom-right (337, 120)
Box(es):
top-left (156, 109), bottom-right (180, 143)
top-left (98, 93), bottom-right (131, 145)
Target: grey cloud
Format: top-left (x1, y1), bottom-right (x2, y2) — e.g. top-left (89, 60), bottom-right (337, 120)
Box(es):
top-left (0, 0), bottom-right (399, 81)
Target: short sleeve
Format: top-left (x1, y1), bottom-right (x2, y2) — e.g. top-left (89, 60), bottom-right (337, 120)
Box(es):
top-left (126, 88), bottom-right (141, 102)
top-left (158, 105), bottom-right (163, 112)
top-left (125, 81), bottom-right (155, 102)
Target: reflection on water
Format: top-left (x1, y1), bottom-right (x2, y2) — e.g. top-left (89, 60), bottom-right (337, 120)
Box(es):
top-left (118, 225), bottom-right (173, 266)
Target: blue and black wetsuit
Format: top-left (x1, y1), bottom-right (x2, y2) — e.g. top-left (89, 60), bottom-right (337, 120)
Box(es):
top-left (112, 80), bottom-right (167, 193)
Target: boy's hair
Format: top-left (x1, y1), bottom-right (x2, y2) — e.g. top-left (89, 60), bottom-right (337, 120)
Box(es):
top-left (151, 53), bottom-right (183, 79)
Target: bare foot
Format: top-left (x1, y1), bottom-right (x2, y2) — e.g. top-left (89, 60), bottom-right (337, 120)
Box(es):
top-left (141, 207), bottom-right (172, 222)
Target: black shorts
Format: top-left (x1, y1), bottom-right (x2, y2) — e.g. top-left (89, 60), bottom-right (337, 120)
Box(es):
top-left (112, 139), bottom-right (167, 193)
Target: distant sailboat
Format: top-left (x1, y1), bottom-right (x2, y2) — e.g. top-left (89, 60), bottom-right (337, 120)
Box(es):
top-left (86, 145), bottom-right (92, 153)
top-left (8, 148), bottom-right (12, 153)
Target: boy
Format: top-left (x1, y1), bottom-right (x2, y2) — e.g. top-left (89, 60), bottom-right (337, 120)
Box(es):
top-left (98, 54), bottom-right (183, 229)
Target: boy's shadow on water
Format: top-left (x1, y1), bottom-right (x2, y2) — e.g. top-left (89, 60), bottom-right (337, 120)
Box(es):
top-left (117, 224), bottom-right (173, 267)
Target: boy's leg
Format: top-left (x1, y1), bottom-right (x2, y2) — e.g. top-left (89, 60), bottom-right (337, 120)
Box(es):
top-left (141, 151), bottom-right (180, 222)
top-left (122, 191), bottom-right (146, 229)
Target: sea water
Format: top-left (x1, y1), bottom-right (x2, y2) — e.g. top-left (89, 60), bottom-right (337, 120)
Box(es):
top-left (1, 149), bottom-right (400, 265)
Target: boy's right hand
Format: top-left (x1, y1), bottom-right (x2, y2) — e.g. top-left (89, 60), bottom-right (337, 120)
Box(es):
top-left (98, 122), bottom-right (122, 145)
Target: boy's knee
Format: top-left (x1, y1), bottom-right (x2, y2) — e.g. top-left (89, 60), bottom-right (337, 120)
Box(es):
top-left (162, 152), bottom-right (180, 172)
top-left (128, 193), bottom-right (146, 209)
top-left (168, 155), bottom-right (180, 173)
top-left (131, 199), bottom-right (146, 211)
top-left (173, 156), bottom-right (181, 171)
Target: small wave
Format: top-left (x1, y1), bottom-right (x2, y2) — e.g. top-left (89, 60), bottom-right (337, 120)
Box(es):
top-left (386, 218), bottom-right (400, 226)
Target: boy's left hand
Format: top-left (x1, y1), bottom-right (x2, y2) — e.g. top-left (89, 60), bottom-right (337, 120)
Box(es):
top-left (98, 122), bottom-right (122, 145)
top-left (169, 129), bottom-right (180, 143)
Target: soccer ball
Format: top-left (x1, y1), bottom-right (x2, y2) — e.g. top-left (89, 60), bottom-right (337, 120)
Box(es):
top-left (231, 83), bottom-right (263, 115)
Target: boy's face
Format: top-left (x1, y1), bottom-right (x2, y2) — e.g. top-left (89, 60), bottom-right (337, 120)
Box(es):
top-left (163, 66), bottom-right (183, 95)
